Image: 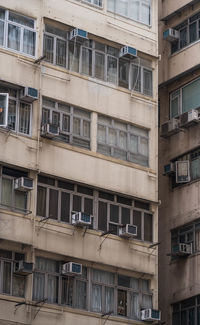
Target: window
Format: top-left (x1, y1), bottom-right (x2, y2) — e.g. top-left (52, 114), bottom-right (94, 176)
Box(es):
top-left (0, 8), bottom-right (36, 56)
top-left (33, 256), bottom-right (152, 319)
top-left (36, 175), bottom-right (153, 242)
top-left (171, 12), bottom-right (200, 54)
top-left (42, 98), bottom-right (91, 149)
top-left (172, 295), bottom-right (200, 325)
top-left (97, 115), bottom-right (149, 166)
top-left (170, 77), bottom-right (200, 118)
top-left (0, 166), bottom-right (28, 212)
top-left (82, 0), bottom-right (103, 7)
top-left (0, 85), bottom-right (32, 135)
top-left (171, 219), bottom-right (200, 255)
top-left (0, 249), bottom-right (25, 297)
top-left (107, 0), bottom-right (151, 26)
top-left (171, 148), bottom-right (200, 187)
top-left (43, 23), bottom-right (153, 96)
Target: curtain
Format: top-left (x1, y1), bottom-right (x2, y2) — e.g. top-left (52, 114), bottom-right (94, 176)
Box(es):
top-left (23, 29), bottom-right (35, 56)
top-left (95, 52), bottom-right (105, 80)
top-left (73, 117), bottom-right (81, 135)
top-left (33, 272), bottom-right (45, 301)
top-left (43, 34), bottom-right (54, 63)
top-left (117, 0), bottom-right (129, 17)
top-left (19, 103), bottom-right (30, 134)
top-left (130, 0), bottom-right (140, 21)
top-left (8, 99), bottom-right (16, 130)
top-left (119, 131), bottom-right (127, 149)
top-left (83, 120), bottom-right (90, 138)
top-left (92, 284), bottom-right (102, 312)
top-left (131, 65), bottom-right (141, 92)
top-left (68, 42), bottom-right (80, 73)
top-left (8, 24), bottom-right (20, 50)
top-left (130, 292), bottom-right (139, 319)
top-left (141, 2), bottom-right (151, 25)
top-left (98, 125), bottom-right (106, 143)
top-left (107, 56), bottom-right (117, 84)
top-left (47, 275), bottom-right (58, 303)
top-left (82, 48), bottom-right (92, 76)
top-left (13, 275), bottom-right (25, 297)
top-left (15, 191), bottom-right (26, 210)
top-left (76, 280), bottom-right (86, 309)
top-left (142, 294), bottom-right (152, 309)
top-left (108, 128), bottom-right (117, 146)
top-left (105, 287), bottom-right (114, 313)
top-left (0, 94), bottom-right (7, 126)
top-left (93, 269), bottom-right (114, 285)
top-left (143, 68), bottom-right (152, 96)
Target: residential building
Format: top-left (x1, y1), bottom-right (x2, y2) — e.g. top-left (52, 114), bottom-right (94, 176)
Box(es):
top-left (159, 0), bottom-right (200, 324)
top-left (0, 0), bottom-right (159, 324)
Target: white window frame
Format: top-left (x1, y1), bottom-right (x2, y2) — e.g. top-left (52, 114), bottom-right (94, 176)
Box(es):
top-left (82, 0), bottom-right (103, 8)
top-left (0, 88), bottom-right (32, 136)
top-left (0, 8), bottom-right (36, 57)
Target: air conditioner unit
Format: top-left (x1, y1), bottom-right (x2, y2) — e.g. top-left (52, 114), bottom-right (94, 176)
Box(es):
top-left (119, 224), bottom-right (137, 238)
top-left (41, 123), bottom-right (59, 138)
top-left (14, 177), bottom-right (33, 191)
top-left (172, 243), bottom-right (192, 256)
top-left (176, 160), bottom-right (190, 183)
top-left (62, 262), bottom-right (82, 276)
top-left (20, 87), bottom-right (38, 103)
top-left (180, 109), bottom-right (199, 128)
top-left (163, 28), bottom-right (179, 42)
top-left (70, 28), bottom-right (88, 42)
top-left (141, 309), bottom-right (161, 322)
top-left (161, 118), bottom-right (180, 137)
top-left (119, 46), bottom-right (137, 59)
top-left (71, 212), bottom-right (92, 226)
top-left (163, 162), bottom-right (175, 176)
top-left (14, 261), bottom-right (34, 275)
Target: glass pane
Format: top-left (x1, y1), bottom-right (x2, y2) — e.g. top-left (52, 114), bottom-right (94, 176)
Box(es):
top-left (13, 275), bottom-right (25, 297)
top-left (121, 207), bottom-right (130, 224)
top-left (61, 277), bottom-right (73, 306)
top-left (8, 99), bottom-right (16, 130)
top-left (141, 2), bottom-right (151, 25)
top-left (142, 294), bottom-right (152, 308)
top-left (107, 0), bottom-right (115, 11)
top-left (23, 29), bottom-right (35, 56)
top-left (130, 0), bottom-right (140, 21)
top-left (171, 96), bottom-right (179, 118)
top-left (180, 28), bottom-right (187, 49)
top-left (92, 284), bottom-right (102, 312)
top-left (95, 52), bottom-right (105, 80)
top-left (181, 310), bottom-right (187, 325)
top-left (43, 97), bottom-right (55, 108)
top-left (76, 281), bottom-right (87, 309)
top-left (144, 213), bottom-right (153, 242)
top-left (83, 120), bottom-right (90, 138)
top-left (97, 124), bottom-right (106, 143)
top-left (47, 275), bottom-right (58, 303)
top-left (117, 289), bottom-right (127, 316)
top-left (182, 78), bottom-right (200, 112)
top-left (93, 269), bottom-right (114, 285)
top-left (191, 157), bottom-right (200, 181)
top-left (3, 262), bottom-right (11, 294)
top-left (189, 22), bottom-right (197, 43)
top-left (61, 192), bottom-right (70, 222)
top-left (131, 65), bottom-right (141, 92)
top-left (98, 201), bottom-right (107, 231)
top-left (119, 59), bottom-right (129, 89)
top-left (42, 108), bottom-right (50, 125)
top-left (8, 24), bottom-right (20, 51)
top-left (119, 131), bottom-right (127, 149)
top-left (52, 111), bottom-right (60, 127)
top-left (139, 137), bottom-right (148, 157)
top-left (118, 275), bottom-right (130, 287)
top-left (0, 8), bottom-right (5, 19)
top-left (73, 117), bottom-right (81, 135)
top-left (44, 34), bottom-right (54, 63)
top-left (49, 189), bottom-right (58, 219)
top-left (133, 210), bottom-right (142, 240)
top-left (117, 0), bottom-right (129, 17)
top-left (62, 114), bottom-right (70, 132)
top-left (84, 197), bottom-right (93, 215)
top-left (189, 308), bottom-right (195, 325)
top-left (68, 41), bottom-right (80, 72)
top-left (130, 277), bottom-right (139, 290)
top-left (15, 191), bottom-right (26, 210)
top-left (105, 287), bottom-right (114, 313)
top-left (130, 134), bottom-right (138, 153)
top-left (130, 292), bottom-right (139, 319)
top-left (82, 48), bottom-right (92, 76)
top-left (73, 195), bottom-right (81, 212)
top-left (1, 178), bottom-right (12, 206)
top-left (9, 12), bottom-right (34, 28)
top-left (56, 38), bottom-right (66, 67)
top-left (0, 21), bottom-right (4, 46)
top-left (33, 272), bottom-right (45, 301)
top-left (143, 69), bottom-right (152, 96)
top-left (110, 204), bottom-right (119, 223)
top-left (37, 186), bottom-right (46, 217)
top-left (0, 94), bottom-right (8, 126)
top-left (108, 128), bottom-right (117, 145)
top-left (19, 103), bottom-right (30, 134)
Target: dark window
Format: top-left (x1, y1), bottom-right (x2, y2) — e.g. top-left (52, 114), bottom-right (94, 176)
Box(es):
top-left (99, 191), bottom-right (114, 201)
top-left (84, 198), bottom-right (93, 215)
top-left (37, 186), bottom-right (46, 217)
top-left (110, 205), bottom-right (119, 223)
top-left (58, 180), bottom-right (74, 191)
top-left (38, 175), bottom-right (55, 186)
top-left (117, 196), bottom-right (132, 206)
top-left (144, 213), bottom-right (153, 242)
top-left (98, 201), bottom-right (107, 231)
top-left (133, 210), bottom-right (142, 240)
top-left (135, 200), bottom-right (150, 210)
top-left (73, 195), bottom-right (81, 212)
top-left (49, 189), bottom-right (58, 219)
top-left (77, 185), bottom-right (93, 196)
top-left (118, 290), bottom-right (127, 316)
top-left (61, 192), bottom-right (70, 222)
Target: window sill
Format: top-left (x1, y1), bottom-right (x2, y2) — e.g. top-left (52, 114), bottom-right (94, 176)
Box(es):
top-left (0, 46), bottom-right (36, 62)
top-left (0, 204), bottom-right (31, 215)
top-left (106, 10), bottom-right (152, 29)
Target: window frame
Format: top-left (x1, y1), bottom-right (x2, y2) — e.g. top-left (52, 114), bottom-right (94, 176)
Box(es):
top-left (0, 88), bottom-right (32, 136)
top-left (37, 175), bottom-right (153, 243)
top-left (0, 8), bottom-right (36, 57)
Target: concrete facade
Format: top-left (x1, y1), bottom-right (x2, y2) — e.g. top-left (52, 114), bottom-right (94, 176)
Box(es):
top-left (159, 1), bottom-right (200, 324)
top-left (0, 0), bottom-right (159, 324)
